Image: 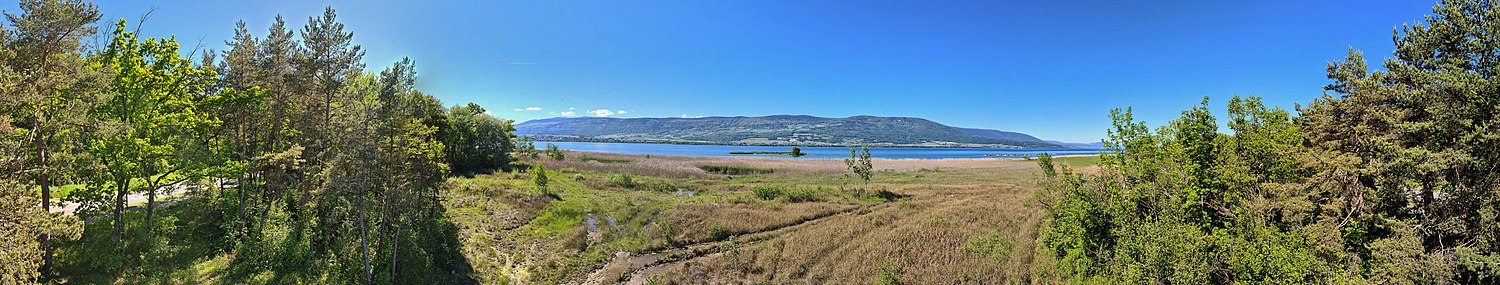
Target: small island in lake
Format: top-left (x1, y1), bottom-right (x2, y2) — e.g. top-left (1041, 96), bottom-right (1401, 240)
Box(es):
top-left (730, 146), bottom-right (807, 157)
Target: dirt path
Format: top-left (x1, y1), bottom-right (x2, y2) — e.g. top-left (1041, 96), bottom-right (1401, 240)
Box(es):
top-left (49, 182), bottom-right (203, 215)
top-left (578, 201), bottom-right (894, 284)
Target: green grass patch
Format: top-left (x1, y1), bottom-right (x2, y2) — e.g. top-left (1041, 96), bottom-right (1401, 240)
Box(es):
top-left (698, 165), bottom-right (774, 175)
top-left (1052, 155), bottom-right (1102, 168)
top-left (963, 230), bottom-right (1013, 262)
top-left (577, 155), bottom-right (631, 164)
top-left (749, 185), bottom-right (825, 203)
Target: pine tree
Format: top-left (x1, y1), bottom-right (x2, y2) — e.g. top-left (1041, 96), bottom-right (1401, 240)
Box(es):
top-left (0, 0), bottom-right (100, 278)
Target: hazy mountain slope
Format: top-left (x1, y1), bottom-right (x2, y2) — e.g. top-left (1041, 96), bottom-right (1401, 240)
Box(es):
top-left (516, 115), bottom-right (1062, 148)
top-left (1044, 140), bottom-right (1106, 149)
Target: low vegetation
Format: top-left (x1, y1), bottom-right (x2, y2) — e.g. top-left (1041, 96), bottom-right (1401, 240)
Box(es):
top-left (576, 154), bottom-right (630, 164)
top-left (697, 165), bottom-right (775, 175)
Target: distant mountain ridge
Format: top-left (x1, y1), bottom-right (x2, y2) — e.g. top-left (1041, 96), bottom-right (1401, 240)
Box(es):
top-left (515, 115), bottom-right (1071, 148)
top-left (1045, 140), bottom-right (1105, 149)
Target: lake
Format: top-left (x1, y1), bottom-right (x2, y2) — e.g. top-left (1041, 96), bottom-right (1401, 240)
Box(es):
top-left (538, 141), bottom-right (1101, 159)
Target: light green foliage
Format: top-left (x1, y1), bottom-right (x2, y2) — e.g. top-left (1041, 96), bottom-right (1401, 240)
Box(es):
top-left (845, 146), bottom-right (873, 191)
top-left (752, 185), bottom-right (781, 200)
top-left (963, 231), bottom-right (1012, 262)
top-left (85, 19), bottom-right (220, 248)
top-left (606, 173), bottom-right (636, 188)
top-left (517, 135), bottom-right (540, 159)
top-left (545, 143), bottom-right (564, 160)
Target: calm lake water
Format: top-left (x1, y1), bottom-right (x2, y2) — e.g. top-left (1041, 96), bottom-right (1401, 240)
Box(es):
top-left (538, 141), bottom-right (1100, 159)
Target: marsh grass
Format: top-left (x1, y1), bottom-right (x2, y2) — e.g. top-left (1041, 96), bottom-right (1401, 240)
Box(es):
top-left (577, 154), bottom-right (631, 164)
top-left (697, 165), bottom-right (774, 175)
top-left (443, 153), bottom-right (1068, 283)
top-left (629, 161), bottom-right (1056, 283)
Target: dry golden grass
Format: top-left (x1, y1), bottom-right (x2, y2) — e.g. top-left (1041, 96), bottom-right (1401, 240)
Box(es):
top-left (448, 153), bottom-right (1094, 284)
top-left (625, 169), bottom-right (1054, 284)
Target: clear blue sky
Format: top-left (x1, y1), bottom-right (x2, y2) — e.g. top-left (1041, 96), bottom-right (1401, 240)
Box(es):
top-left (4, 1), bottom-right (1436, 142)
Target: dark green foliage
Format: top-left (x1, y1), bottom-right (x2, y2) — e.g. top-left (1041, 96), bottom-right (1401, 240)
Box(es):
top-left (697, 165), bottom-right (774, 175)
top-left (1038, 96), bottom-right (1325, 284)
top-left (1039, 1), bottom-right (1500, 282)
top-left (444, 103), bottom-right (516, 175)
top-left (728, 150), bottom-right (806, 156)
top-left (0, 3), bottom-right (508, 283)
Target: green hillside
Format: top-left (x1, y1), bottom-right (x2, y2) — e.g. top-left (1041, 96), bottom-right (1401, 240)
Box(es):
top-left (515, 115), bottom-right (1060, 148)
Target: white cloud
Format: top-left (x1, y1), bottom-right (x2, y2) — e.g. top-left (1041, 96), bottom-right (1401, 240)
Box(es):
top-left (524, 107), bottom-right (542, 111)
top-left (589, 109), bottom-right (616, 117)
top-left (569, 107), bottom-right (576, 110)
top-left (681, 114), bottom-right (687, 118)
top-left (482, 111), bottom-right (494, 117)
top-left (560, 111), bottom-right (576, 116)
top-left (513, 108), bottom-right (522, 111)
top-left (617, 110), bottom-right (628, 115)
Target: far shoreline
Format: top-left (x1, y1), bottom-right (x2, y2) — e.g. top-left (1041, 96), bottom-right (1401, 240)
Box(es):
top-left (526, 137), bottom-right (1092, 149)
top-left (559, 150), bottom-right (1101, 161)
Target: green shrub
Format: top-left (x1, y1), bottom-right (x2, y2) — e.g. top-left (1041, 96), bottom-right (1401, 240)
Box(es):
top-left (752, 185), bottom-right (783, 200)
top-left (577, 155), bottom-right (629, 163)
top-left (708, 224), bottom-right (732, 241)
top-left (697, 165), bottom-right (773, 175)
top-left (605, 173), bottom-right (636, 188)
top-left (875, 260), bottom-right (905, 285)
top-left (964, 231), bottom-right (1012, 262)
top-left (784, 188), bottom-right (820, 203)
top-left (545, 143), bottom-right (564, 160)
top-left (639, 180), bottom-right (677, 193)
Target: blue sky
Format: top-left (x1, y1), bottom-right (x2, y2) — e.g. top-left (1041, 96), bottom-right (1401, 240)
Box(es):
top-left (5, 1), bottom-right (1436, 142)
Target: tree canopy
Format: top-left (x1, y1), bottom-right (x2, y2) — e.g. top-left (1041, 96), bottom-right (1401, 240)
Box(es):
top-left (1036, 0), bottom-right (1500, 283)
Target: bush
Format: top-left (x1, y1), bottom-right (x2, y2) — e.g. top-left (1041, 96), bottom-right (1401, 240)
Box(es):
top-left (752, 185), bottom-right (783, 200)
top-left (545, 143), bottom-right (564, 160)
top-left (784, 188), bottom-right (820, 203)
top-left (605, 173), bottom-right (636, 188)
top-left (708, 224), bottom-right (732, 241)
top-left (751, 185), bottom-right (823, 202)
top-left (639, 180), bottom-right (677, 193)
top-left (698, 165), bottom-right (773, 175)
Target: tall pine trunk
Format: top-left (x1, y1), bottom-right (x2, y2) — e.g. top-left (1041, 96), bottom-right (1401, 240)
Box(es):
top-left (360, 204), bottom-right (371, 284)
top-left (34, 117), bottom-right (52, 277)
top-left (390, 223), bottom-right (398, 282)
